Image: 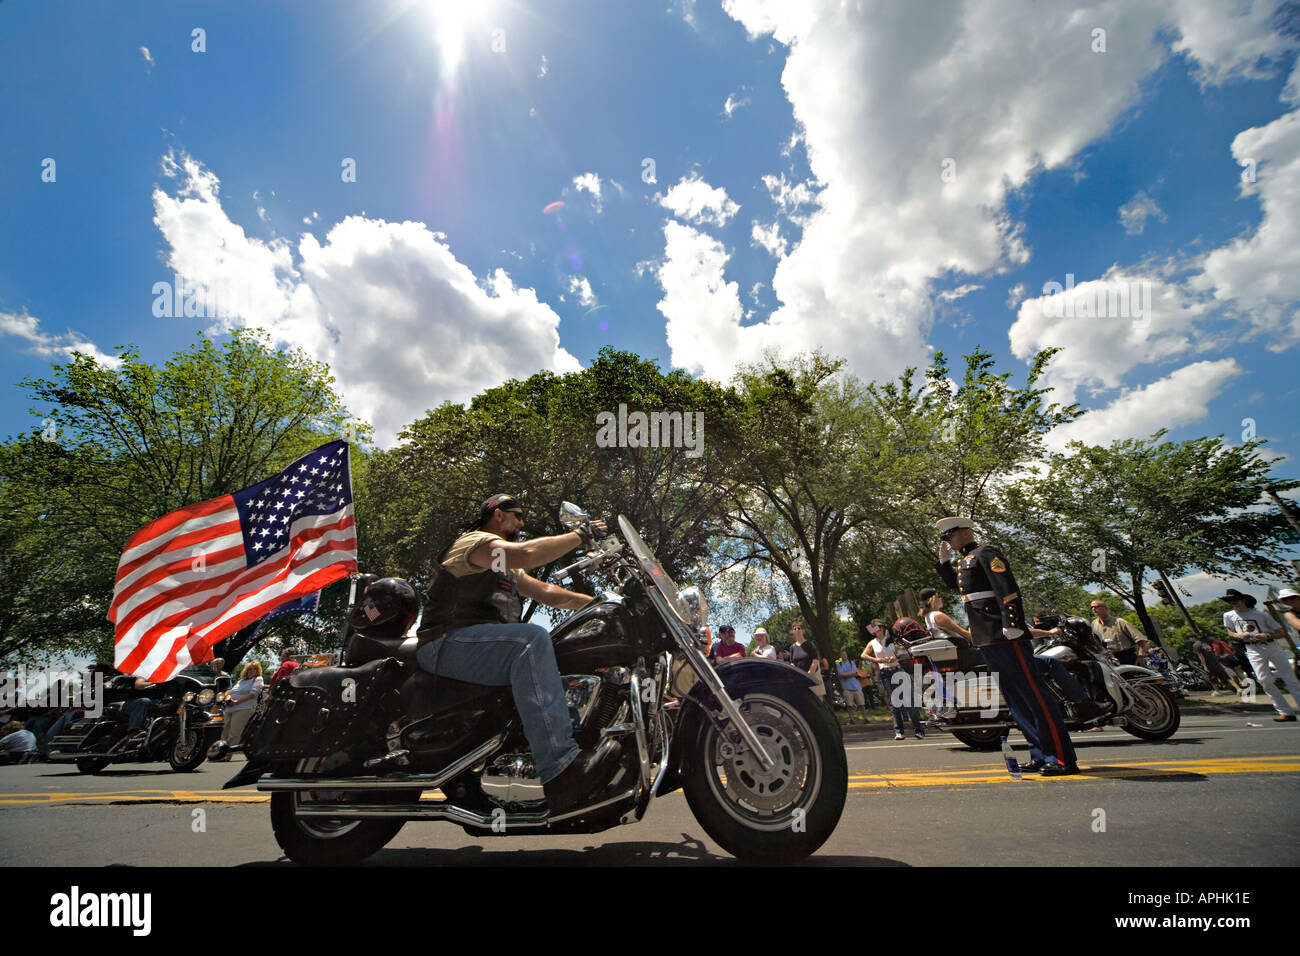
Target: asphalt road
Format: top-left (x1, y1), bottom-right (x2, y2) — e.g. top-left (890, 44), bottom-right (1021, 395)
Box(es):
top-left (2, 713), bottom-right (1295, 866)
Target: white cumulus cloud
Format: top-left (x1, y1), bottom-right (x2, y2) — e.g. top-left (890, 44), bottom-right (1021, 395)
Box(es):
top-left (571, 172), bottom-right (603, 213)
top-left (0, 310), bottom-right (123, 368)
top-left (750, 220), bottom-right (786, 257)
top-left (566, 275), bottom-right (597, 307)
top-left (1045, 358), bottom-right (1239, 450)
top-left (1118, 191), bottom-right (1168, 235)
top-left (150, 150), bottom-right (581, 445)
top-left (723, 88), bottom-right (752, 117)
top-left (658, 173), bottom-right (740, 227)
top-left (680, 0), bottom-right (1299, 422)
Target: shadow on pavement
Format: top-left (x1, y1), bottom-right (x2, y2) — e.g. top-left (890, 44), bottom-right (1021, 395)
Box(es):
top-left (237, 835), bottom-right (911, 867)
top-left (1074, 766), bottom-right (1208, 783)
top-left (34, 769), bottom-right (181, 779)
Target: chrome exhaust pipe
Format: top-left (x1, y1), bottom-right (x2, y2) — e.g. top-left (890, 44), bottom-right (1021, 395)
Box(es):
top-left (294, 789), bottom-right (636, 826)
top-left (257, 734), bottom-right (504, 792)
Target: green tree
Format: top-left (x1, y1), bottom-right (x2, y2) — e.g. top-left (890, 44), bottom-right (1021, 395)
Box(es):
top-left (361, 348), bottom-right (741, 620)
top-left (830, 346), bottom-right (1080, 633)
top-left (1001, 432), bottom-right (1297, 641)
top-left (0, 329), bottom-right (365, 664)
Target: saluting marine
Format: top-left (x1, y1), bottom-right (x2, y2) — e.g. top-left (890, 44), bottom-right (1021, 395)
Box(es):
top-left (935, 516), bottom-right (1079, 776)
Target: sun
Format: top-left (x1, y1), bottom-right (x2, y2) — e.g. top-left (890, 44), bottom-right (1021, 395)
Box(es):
top-left (419, 0), bottom-right (493, 80)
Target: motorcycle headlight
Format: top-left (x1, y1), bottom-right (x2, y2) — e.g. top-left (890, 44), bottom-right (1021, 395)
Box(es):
top-left (678, 586), bottom-right (708, 630)
top-left (196, 688), bottom-right (215, 706)
top-left (183, 692), bottom-right (196, 703)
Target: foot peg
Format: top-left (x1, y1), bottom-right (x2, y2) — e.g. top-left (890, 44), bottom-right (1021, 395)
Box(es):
top-left (364, 750), bottom-right (411, 770)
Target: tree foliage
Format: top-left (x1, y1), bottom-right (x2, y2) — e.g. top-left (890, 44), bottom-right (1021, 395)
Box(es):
top-left (1000, 432), bottom-right (1297, 639)
top-left (0, 330), bottom-right (363, 664)
top-left (361, 348), bottom-right (739, 619)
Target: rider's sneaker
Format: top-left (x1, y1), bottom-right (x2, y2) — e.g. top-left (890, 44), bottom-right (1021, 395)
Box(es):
top-left (1274, 714), bottom-right (1297, 722)
top-left (1020, 759), bottom-right (1047, 773)
top-left (543, 739), bottom-right (622, 816)
top-left (894, 732), bottom-right (904, 740)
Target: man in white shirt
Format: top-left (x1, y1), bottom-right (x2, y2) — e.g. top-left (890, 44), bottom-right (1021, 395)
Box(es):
top-left (1221, 588), bottom-right (1300, 721)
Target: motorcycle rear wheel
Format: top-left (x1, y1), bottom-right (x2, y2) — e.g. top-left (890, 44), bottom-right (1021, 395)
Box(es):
top-left (951, 727), bottom-right (1002, 751)
top-left (271, 785), bottom-right (417, 866)
top-left (1121, 682), bottom-right (1180, 740)
top-left (683, 687), bottom-right (847, 865)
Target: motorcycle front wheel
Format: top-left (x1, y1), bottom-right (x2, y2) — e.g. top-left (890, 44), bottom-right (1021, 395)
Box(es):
top-left (1121, 682), bottom-right (1180, 740)
top-left (683, 687), bottom-right (847, 865)
top-left (271, 773), bottom-right (418, 866)
top-left (168, 728), bottom-right (206, 772)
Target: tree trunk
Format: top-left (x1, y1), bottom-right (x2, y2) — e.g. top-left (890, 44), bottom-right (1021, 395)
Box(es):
top-left (1128, 569), bottom-right (1162, 647)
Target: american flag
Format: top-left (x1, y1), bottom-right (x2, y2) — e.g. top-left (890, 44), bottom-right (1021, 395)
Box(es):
top-left (109, 440), bottom-right (357, 682)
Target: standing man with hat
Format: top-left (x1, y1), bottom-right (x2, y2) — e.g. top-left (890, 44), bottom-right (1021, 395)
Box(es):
top-left (935, 517), bottom-right (1079, 775)
top-left (1222, 588), bottom-right (1300, 722)
top-left (712, 625), bottom-right (747, 662)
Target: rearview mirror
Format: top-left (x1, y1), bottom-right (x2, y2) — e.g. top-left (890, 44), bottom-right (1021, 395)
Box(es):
top-left (559, 501), bottom-right (589, 529)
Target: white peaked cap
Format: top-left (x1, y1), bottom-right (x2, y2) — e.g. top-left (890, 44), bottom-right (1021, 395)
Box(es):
top-left (935, 516), bottom-right (975, 535)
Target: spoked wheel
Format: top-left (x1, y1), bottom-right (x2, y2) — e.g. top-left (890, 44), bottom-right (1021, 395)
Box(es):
top-left (1122, 682), bottom-right (1180, 740)
top-left (683, 688), bottom-right (847, 864)
top-left (169, 729), bottom-right (206, 772)
top-left (271, 786), bottom-right (418, 866)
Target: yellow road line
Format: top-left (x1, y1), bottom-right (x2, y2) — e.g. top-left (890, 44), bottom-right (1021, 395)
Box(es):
top-left (1, 757), bottom-right (1295, 806)
top-left (847, 756), bottom-right (1300, 788)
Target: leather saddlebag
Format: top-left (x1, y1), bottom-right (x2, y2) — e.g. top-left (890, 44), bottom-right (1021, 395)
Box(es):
top-left (245, 657), bottom-right (403, 760)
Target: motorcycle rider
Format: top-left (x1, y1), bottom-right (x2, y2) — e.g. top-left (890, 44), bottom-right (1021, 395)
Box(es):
top-left (415, 494), bottom-right (621, 814)
top-left (935, 517), bottom-right (1079, 776)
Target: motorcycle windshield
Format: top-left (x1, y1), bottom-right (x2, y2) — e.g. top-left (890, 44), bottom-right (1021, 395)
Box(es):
top-left (617, 515), bottom-right (687, 626)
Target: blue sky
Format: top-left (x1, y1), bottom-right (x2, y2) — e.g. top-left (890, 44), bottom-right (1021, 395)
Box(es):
top-left (3, 0), bottom-right (1300, 609)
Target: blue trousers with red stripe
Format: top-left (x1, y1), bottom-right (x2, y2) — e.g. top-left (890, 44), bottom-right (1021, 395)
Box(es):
top-left (980, 639), bottom-right (1077, 767)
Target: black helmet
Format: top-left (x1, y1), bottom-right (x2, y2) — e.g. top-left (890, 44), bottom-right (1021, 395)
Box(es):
top-left (351, 573), bottom-right (380, 603)
top-left (347, 577), bottom-right (418, 640)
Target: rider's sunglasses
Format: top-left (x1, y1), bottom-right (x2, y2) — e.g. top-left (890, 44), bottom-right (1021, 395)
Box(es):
top-left (505, 509), bottom-right (524, 519)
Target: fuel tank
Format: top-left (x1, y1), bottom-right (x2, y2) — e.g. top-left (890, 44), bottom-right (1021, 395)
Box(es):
top-left (551, 597), bottom-right (645, 672)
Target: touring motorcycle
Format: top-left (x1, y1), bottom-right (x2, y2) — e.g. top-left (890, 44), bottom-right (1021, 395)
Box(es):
top-left (223, 506), bottom-right (848, 865)
top-left (47, 666), bottom-right (229, 773)
top-left (893, 615), bottom-right (1180, 750)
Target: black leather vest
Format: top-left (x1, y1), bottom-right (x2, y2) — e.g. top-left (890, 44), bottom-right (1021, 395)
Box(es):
top-left (417, 538), bottom-right (523, 645)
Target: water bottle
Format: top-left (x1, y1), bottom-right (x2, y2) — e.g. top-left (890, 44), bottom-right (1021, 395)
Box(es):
top-left (1000, 735), bottom-right (1022, 780)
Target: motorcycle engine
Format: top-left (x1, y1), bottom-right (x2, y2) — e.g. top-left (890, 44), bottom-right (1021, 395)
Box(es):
top-left (479, 675), bottom-right (608, 810)
top-left (481, 752), bottom-right (546, 808)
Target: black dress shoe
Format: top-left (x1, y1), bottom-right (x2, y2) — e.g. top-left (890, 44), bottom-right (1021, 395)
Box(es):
top-left (1020, 759), bottom-right (1046, 773)
top-left (1040, 762), bottom-right (1080, 777)
top-left (543, 739), bottom-right (622, 815)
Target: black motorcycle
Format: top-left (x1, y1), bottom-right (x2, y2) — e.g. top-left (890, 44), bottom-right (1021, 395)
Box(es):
top-left (224, 506), bottom-right (848, 865)
top-left (894, 615), bottom-right (1180, 750)
top-left (47, 667), bottom-right (228, 773)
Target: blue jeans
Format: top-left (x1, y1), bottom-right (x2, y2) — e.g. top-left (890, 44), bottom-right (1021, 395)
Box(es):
top-left (122, 698), bottom-right (153, 732)
top-left (415, 621), bottom-right (579, 784)
top-left (882, 669), bottom-right (924, 734)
